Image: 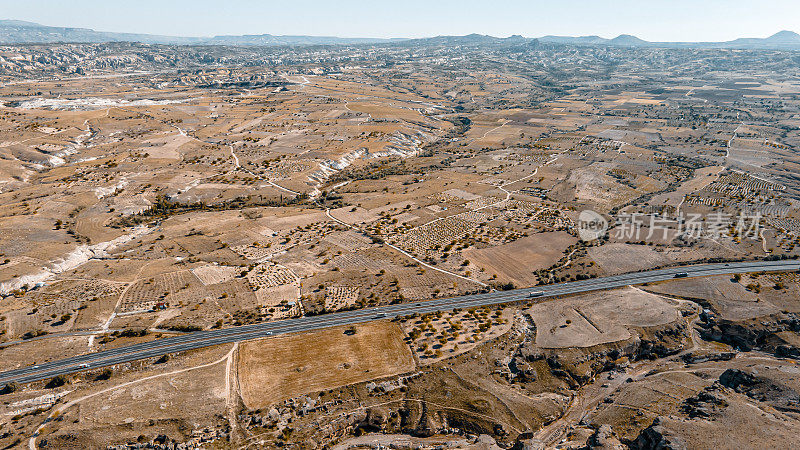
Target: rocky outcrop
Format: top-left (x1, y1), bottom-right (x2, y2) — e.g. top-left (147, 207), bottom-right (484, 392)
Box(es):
top-left (680, 386), bottom-right (728, 419)
top-left (630, 418), bottom-right (686, 450)
top-left (363, 407), bottom-right (390, 430)
top-left (719, 369), bottom-right (800, 413)
top-left (586, 424), bottom-right (626, 449)
top-left (521, 321), bottom-right (689, 385)
top-left (680, 351), bottom-right (735, 364)
top-left (698, 313), bottom-right (800, 355)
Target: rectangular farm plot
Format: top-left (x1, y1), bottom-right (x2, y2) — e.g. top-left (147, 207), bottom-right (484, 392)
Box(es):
top-left (322, 230), bottom-right (374, 251)
top-left (119, 270), bottom-right (196, 312)
top-left (237, 321), bottom-right (415, 408)
top-left (463, 231), bottom-right (577, 286)
top-left (324, 286), bottom-right (359, 310)
top-left (192, 264), bottom-right (238, 286)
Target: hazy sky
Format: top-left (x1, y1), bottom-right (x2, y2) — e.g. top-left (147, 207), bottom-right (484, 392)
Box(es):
top-left (2, 0), bottom-right (799, 41)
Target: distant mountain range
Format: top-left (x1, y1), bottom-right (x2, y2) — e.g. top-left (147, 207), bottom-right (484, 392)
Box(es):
top-left (0, 20), bottom-right (401, 46)
top-left (1, 20), bottom-right (799, 50)
top-left (539, 30), bottom-right (800, 50)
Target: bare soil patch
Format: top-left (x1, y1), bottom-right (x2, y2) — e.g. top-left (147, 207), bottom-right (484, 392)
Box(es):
top-left (463, 232), bottom-right (576, 286)
top-left (527, 287), bottom-right (679, 348)
top-left (646, 275), bottom-right (778, 321)
top-left (588, 243), bottom-right (708, 275)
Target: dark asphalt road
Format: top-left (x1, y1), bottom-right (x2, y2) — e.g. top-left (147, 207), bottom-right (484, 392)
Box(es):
top-left (1, 259), bottom-right (797, 386)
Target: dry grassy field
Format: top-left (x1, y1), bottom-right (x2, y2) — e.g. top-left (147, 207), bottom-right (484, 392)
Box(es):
top-left (237, 321), bottom-right (415, 408)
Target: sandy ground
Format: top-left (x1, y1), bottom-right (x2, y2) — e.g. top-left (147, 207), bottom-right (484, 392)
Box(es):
top-left (464, 232), bottom-right (576, 286)
top-left (527, 287), bottom-right (679, 348)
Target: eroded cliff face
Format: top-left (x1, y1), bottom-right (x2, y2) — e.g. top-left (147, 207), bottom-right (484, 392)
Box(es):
top-left (699, 311), bottom-right (800, 355)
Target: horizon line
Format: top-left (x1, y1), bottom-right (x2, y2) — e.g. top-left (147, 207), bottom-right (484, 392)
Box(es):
top-left (1, 18), bottom-right (797, 43)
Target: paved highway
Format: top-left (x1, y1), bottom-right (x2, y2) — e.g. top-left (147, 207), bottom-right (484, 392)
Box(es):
top-left (1, 259), bottom-right (798, 387)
